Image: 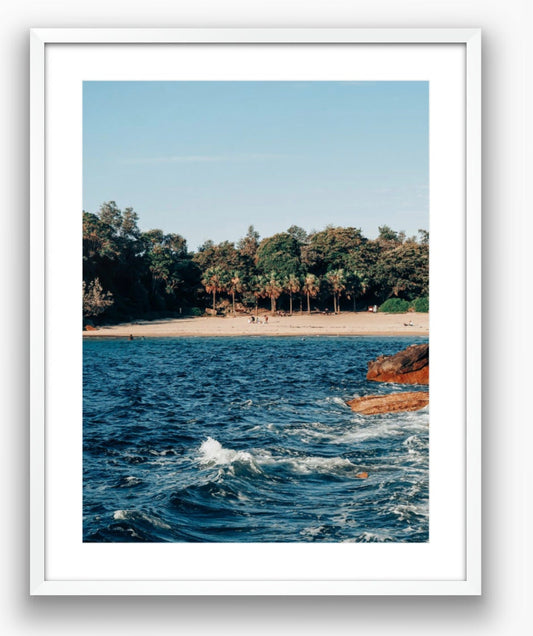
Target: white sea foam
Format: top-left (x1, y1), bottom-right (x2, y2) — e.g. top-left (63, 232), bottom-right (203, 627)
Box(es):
top-left (278, 455), bottom-right (357, 474)
top-left (403, 434), bottom-right (427, 454)
top-left (300, 525), bottom-right (327, 538)
top-left (198, 438), bottom-right (362, 476)
top-left (112, 509), bottom-right (171, 529)
top-left (286, 413), bottom-right (428, 446)
top-left (343, 531), bottom-right (394, 543)
top-left (199, 437), bottom-right (259, 471)
top-left (121, 476), bottom-right (143, 487)
top-left (389, 502), bottom-right (428, 522)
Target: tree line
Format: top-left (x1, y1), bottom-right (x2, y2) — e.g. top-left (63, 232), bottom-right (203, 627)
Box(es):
top-left (83, 201), bottom-right (428, 322)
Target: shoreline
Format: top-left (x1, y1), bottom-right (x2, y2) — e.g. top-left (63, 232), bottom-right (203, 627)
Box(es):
top-left (83, 333), bottom-right (428, 339)
top-left (83, 312), bottom-right (429, 339)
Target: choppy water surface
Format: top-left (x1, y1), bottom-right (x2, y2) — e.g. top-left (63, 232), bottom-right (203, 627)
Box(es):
top-left (83, 336), bottom-right (428, 542)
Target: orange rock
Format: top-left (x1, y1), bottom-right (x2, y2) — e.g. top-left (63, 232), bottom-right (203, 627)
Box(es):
top-left (368, 367), bottom-right (429, 384)
top-left (84, 324), bottom-right (97, 331)
top-left (367, 343), bottom-right (429, 385)
top-left (346, 392), bottom-right (429, 415)
top-left (355, 472), bottom-right (368, 479)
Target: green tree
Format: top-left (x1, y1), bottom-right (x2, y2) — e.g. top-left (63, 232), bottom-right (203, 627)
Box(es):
top-left (418, 229), bottom-right (429, 245)
top-left (264, 271), bottom-right (283, 314)
top-left (302, 226), bottom-right (365, 276)
top-left (302, 273), bottom-right (320, 314)
top-left (237, 225), bottom-right (260, 261)
top-left (325, 269), bottom-right (347, 313)
top-left (250, 275), bottom-right (267, 317)
top-left (83, 203), bottom-right (148, 318)
top-left (345, 271), bottom-right (365, 311)
top-left (202, 267), bottom-right (227, 313)
top-left (98, 200), bottom-right (123, 233)
top-left (142, 230), bottom-right (198, 310)
top-left (374, 240), bottom-right (428, 301)
top-left (284, 274), bottom-right (301, 315)
top-left (377, 225), bottom-right (402, 244)
top-left (227, 272), bottom-right (244, 316)
top-left (83, 278), bottom-right (113, 319)
top-left (193, 240), bottom-right (240, 273)
top-left (236, 226), bottom-right (260, 290)
top-left (256, 232), bottom-right (301, 279)
top-left (286, 225), bottom-right (308, 245)
top-left (83, 211), bottom-right (120, 262)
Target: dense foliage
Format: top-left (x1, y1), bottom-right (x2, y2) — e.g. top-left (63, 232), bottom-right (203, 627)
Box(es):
top-left (83, 202), bottom-right (429, 322)
top-left (410, 296), bottom-right (429, 313)
top-left (378, 298), bottom-right (411, 313)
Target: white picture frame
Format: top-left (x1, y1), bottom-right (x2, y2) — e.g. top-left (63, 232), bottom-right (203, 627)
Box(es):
top-left (30, 27), bottom-right (481, 596)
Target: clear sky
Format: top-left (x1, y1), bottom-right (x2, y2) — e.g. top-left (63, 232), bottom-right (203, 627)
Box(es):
top-left (83, 81), bottom-right (428, 251)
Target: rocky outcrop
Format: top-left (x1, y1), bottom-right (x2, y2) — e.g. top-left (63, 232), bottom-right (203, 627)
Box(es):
top-left (367, 343), bottom-right (429, 384)
top-left (347, 392), bottom-right (429, 415)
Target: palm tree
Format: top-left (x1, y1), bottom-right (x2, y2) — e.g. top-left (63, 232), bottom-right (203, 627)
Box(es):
top-left (202, 266), bottom-right (226, 313)
top-left (251, 275), bottom-right (266, 317)
top-left (284, 274), bottom-right (301, 315)
top-left (345, 271), bottom-right (366, 312)
top-left (264, 271), bottom-right (283, 314)
top-left (326, 269), bottom-right (347, 313)
top-left (302, 273), bottom-right (320, 314)
top-left (227, 272), bottom-right (244, 316)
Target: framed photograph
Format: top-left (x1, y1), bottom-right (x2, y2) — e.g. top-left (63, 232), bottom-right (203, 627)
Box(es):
top-left (30, 28), bottom-right (481, 595)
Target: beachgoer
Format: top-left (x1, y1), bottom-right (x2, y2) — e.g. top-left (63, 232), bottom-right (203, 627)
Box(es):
top-left (129, 334), bottom-right (134, 340)
top-left (264, 316), bottom-right (268, 324)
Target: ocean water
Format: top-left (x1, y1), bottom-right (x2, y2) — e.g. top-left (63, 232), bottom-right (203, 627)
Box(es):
top-left (83, 335), bottom-right (429, 542)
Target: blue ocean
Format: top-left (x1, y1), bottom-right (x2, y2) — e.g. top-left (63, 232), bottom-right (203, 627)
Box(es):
top-left (83, 336), bottom-right (429, 542)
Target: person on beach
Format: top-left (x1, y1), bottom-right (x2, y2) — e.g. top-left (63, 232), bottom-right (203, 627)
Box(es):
top-left (264, 316), bottom-right (268, 324)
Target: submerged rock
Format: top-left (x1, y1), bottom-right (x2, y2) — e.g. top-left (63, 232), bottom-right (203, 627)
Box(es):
top-left (346, 392), bottom-right (429, 415)
top-left (367, 343), bottom-right (429, 384)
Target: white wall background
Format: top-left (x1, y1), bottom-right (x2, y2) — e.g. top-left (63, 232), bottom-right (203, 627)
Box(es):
top-left (0, 1), bottom-right (530, 634)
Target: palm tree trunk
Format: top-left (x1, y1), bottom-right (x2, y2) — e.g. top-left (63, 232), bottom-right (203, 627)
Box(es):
top-left (271, 295), bottom-right (276, 314)
top-left (212, 290), bottom-right (216, 312)
top-left (333, 294), bottom-right (336, 313)
top-left (289, 292), bottom-right (293, 315)
top-left (337, 292), bottom-right (341, 314)
top-left (307, 292), bottom-right (310, 314)
top-left (299, 296), bottom-right (303, 314)
top-left (232, 291), bottom-right (235, 316)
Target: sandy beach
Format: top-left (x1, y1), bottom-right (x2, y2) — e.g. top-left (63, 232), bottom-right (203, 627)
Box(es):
top-left (83, 312), bottom-right (428, 338)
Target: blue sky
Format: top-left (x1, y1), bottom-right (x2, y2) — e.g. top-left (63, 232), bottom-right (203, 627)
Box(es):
top-left (83, 81), bottom-right (428, 251)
